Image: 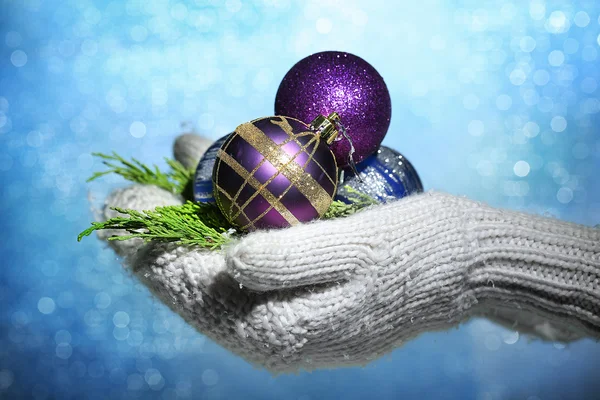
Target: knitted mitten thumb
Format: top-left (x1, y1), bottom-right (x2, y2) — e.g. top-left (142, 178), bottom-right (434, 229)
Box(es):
top-left (228, 192), bottom-right (600, 348)
top-left (97, 134), bottom-right (600, 373)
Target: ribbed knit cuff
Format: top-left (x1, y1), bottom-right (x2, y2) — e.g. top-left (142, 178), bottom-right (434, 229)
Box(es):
top-left (464, 205), bottom-right (600, 336)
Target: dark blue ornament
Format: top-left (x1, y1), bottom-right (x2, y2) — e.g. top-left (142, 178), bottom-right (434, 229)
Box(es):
top-left (336, 145), bottom-right (423, 203)
top-left (193, 134), bottom-right (230, 203)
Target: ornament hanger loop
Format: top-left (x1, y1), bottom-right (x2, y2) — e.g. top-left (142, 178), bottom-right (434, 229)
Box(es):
top-left (310, 112), bottom-right (340, 144)
top-left (309, 113), bottom-right (362, 180)
top-left (332, 118), bottom-right (362, 181)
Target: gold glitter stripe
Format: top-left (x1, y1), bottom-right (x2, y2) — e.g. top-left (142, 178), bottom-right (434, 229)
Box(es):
top-left (214, 184), bottom-right (256, 230)
top-left (235, 122), bottom-right (333, 215)
top-left (295, 135), bottom-right (335, 188)
top-left (236, 133), bottom-right (321, 230)
top-left (229, 132), bottom-right (319, 229)
top-left (307, 149), bottom-right (336, 187)
top-left (229, 156), bottom-right (268, 216)
top-left (270, 117), bottom-right (297, 137)
top-left (218, 151), bottom-right (298, 227)
top-left (212, 133), bottom-right (237, 221)
top-left (292, 132), bottom-right (338, 196)
top-left (217, 149), bottom-right (299, 227)
top-left (217, 132), bottom-right (274, 223)
top-left (271, 118), bottom-right (337, 189)
top-left (227, 137), bottom-right (293, 223)
top-left (272, 118), bottom-right (338, 207)
top-left (227, 131), bottom-right (304, 221)
top-left (225, 126), bottom-right (299, 218)
top-left (219, 132), bottom-right (255, 216)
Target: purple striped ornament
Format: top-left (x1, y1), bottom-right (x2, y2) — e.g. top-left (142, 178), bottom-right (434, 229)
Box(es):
top-left (212, 116), bottom-right (338, 231)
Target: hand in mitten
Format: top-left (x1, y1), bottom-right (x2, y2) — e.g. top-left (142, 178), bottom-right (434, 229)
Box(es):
top-left (98, 134), bottom-right (600, 373)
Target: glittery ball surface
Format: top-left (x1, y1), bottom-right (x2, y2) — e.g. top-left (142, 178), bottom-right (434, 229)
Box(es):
top-left (212, 116), bottom-right (338, 231)
top-left (336, 145), bottom-right (423, 204)
top-left (192, 134), bottom-right (229, 203)
top-left (275, 51), bottom-right (392, 167)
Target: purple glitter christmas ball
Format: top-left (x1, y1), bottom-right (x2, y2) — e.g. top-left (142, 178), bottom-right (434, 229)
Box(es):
top-left (212, 116), bottom-right (338, 231)
top-left (275, 51), bottom-right (392, 167)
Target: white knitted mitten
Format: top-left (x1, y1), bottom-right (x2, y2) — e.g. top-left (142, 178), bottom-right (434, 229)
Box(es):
top-left (99, 134), bottom-right (600, 373)
top-left (173, 132), bottom-right (214, 169)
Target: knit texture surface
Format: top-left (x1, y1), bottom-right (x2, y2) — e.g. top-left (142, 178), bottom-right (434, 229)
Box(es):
top-left (97, 134), bottom-right (600, 373)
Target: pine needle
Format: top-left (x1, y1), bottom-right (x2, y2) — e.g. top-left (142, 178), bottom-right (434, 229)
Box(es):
top-left (87, 152), bottom-right (194, 196)
top-left (323, 186), bottom-right (378, 219)
top-left (79, 186), bottom-right (376, 248)
top-left (81, 148), bottom-right (377, 248)
top-left (78, 201), bottom-right (233, 249)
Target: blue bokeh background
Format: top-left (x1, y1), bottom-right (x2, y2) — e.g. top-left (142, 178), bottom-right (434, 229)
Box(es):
top-left (1, 0), bottom-right (599, 399)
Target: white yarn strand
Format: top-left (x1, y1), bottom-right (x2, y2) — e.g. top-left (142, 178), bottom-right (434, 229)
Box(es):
top-left (94, 135), bottom-right (600, 373)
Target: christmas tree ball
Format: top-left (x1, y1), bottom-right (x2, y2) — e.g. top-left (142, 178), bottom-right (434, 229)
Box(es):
top-left (212, 116), bottom-right (338, 231)
top-left (193, 134), bottom-right (230, 203)
top-left (336, 146), bottom-right (423, 203)
top-left (275, 51), bottom-right (391, 167)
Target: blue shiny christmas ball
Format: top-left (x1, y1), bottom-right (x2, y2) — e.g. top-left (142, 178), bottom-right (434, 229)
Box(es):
top-left (193, 134), bottom-right (230, 203)
top-left (336, 145), bottom-right (423, 203)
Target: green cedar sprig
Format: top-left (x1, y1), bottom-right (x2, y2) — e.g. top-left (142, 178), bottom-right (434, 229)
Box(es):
top-left (80, 151), bottom-right (378, 249)
top-left (87, 152), bottom-right (194, 196)
top-left (78, 189), bottom-right (377, 249)
top-left (323, 186), bottom-right (378, 219)
top-left (77, 201), bottom-right (233, 249)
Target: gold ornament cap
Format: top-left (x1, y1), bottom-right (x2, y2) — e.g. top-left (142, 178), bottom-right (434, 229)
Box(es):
top-left (310, 112), bottom-right (341, 145)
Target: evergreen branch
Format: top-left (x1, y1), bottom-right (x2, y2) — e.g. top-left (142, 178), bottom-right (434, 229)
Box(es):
top-left (78, 186), bottom-right (376, 248)
top-left (81, 150), bottom-right (377, 248)
top-left (78, 201), bottom-right (234, 249)
top-left (87, 152), bottom-right (195, 196)
top-left (166, 157), bottom-right (196, 200)
top-left (167, 157), bottom-right (195, 188)
top-left (323, 186), bottom-right (378, 219)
